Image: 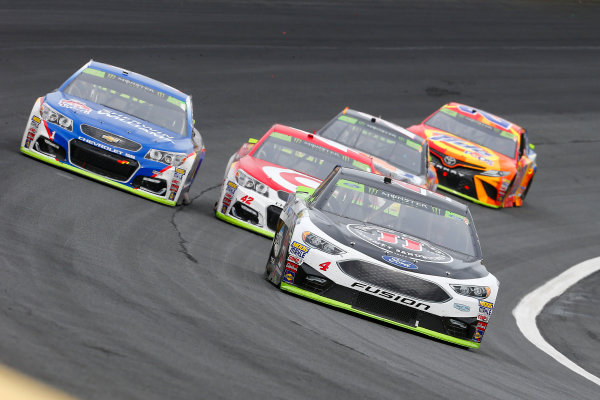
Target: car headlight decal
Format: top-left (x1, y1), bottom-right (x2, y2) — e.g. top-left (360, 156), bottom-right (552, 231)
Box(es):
top-left (302, 231), bottom-right (345, 255)
top-left (144, 149), bottom-right (186, 166)
top-left (450, 284), bottom-right (491, 299)
top-left (480, 170), bottom-right (510, 177)
top-left (235, 169), bottom-right (269, 195)
top-left (41, 103), bottom-right (73, 132)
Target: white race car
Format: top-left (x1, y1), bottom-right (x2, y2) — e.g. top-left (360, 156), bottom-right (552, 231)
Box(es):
top-left (215, 124), bottom-right (378, 238)
top-left (265, 166), bottom-right (498, 348)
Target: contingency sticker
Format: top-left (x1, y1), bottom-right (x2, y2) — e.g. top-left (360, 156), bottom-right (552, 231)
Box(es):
top-left (226, 181), bottom-right (238, 195)
top-left (282, 268), bottom-right (296, 284)
top-left (289, 241), bottom-right (309, 258)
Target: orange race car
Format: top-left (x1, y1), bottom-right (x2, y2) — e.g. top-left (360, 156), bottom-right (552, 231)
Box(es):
top-left (407, 103), bottom-right (537, 208)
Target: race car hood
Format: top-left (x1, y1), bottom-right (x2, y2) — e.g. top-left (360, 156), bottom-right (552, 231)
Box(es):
top-left (238, 156), bottom-right (322, 193)
top-left (308, 209), bottom-right (487, 279)
top-left (425, 128), bottom-right (514, 171)
top-left (46, 92), bottom-right (190, 152)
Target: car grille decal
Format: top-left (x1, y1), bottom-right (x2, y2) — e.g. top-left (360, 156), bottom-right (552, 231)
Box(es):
top-left (338, 260), bottom-right (451, 303)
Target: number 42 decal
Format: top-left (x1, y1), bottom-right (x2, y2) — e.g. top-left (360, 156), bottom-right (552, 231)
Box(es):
top-left (240, 195), bottom-right (254, 205)
top-left (378, 231), bottom-right (422, 251)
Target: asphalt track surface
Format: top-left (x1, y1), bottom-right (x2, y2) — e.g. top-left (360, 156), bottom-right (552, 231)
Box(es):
top-left (1, 1), bottom-right (599, 399)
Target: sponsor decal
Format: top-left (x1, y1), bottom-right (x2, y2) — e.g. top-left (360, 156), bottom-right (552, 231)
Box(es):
top-left (473, 328), bottom-right (485, 343)
top-left (221, 205), bottom-right (228, 214)
top-left (285, 261), bottom-right (298, 272)
top-left (464, 150), bottom-right (494, 166)
top-left (458, 104), bottom-right (513, 131)
top-left (479, 300), bottom-right (493, 309)
top-left (453, 303), bottom-right (470, 312)
top-left (433, 161), bottom-right (467, 178)
top-left (261, 166), bottom-right (321, 192)
top-left (97, 109), bottom-right (175, 143)
top-left (289, 241), bottom-right (309, 258)
top-left (168, 180), bottom-right (179, 200)
top-left (59, 99), bottom-right (92, 114)
top-left (287, 254), bottom-right (302, 265)
top-left (77, 136), bottom-right (135, 159)
top-left (445, 211), bottom-right (469, 225)
top-left (382, 255), bottom-right (418, 270)
top-left (30, 115), bottom-right (41, 133)
top-left (477, 314), bottom-right (489, 322)
top-left (25, 127), bottom-right (37, 148)
top-left (351, 282), bottom-right (430, 311)
top-left (282, 268), bottom-right (296, 284)
top-left (497, 178), bottom-right (510, 201)
top-left (222, 196), bottom-right (232, 207)
top-left (430, 133), bottom-right (493, 158)
top-left (347, 224), bottom-right (453, 264)
top-left (478, 300), bottom-right (493, 317)
top-left (476, 321), bottom-right (488, 331)
top-left (174, 168), bottom-right (186, 180)
top-left (226, 180), bottom-right (237, 195)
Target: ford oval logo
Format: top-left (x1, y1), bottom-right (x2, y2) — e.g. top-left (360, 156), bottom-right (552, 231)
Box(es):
top-left (382, 255), bottom-right (418, 270)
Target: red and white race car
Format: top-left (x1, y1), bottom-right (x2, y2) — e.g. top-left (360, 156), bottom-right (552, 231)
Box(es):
top-left (215, 124), bottom-right (378, 237)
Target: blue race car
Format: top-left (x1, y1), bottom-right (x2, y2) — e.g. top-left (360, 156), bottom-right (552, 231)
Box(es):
top-left (20, 60), bottom-right (205, 206)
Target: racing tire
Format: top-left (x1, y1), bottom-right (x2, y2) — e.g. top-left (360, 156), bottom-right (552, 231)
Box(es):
top-left (265, 219), bottom-right (288, 286)
top-left (177, 189), bottom-right (191, 206)
top-left (520, 173), bottom-right (535, 201)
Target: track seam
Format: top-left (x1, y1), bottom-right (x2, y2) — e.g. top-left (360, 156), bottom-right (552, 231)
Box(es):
top-left (170, 183), bottom-right (221, 264)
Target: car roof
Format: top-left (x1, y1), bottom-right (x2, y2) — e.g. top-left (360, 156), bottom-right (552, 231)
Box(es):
top-left (336, 167), bottom-right (469, 213)
top-left (340, 107), bottom-right (426, 146)
top-left (82, 60), bottom-right (189, 102)
top-left (260, 124), bottom-right (376, 167)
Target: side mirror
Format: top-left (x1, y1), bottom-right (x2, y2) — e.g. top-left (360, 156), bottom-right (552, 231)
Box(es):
top-left (529, 143), bottom-right (535, 150)
top-left (248, 138), bottom-right (258, 144)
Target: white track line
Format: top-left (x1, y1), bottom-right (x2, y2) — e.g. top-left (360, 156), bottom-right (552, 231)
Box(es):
top-left (513, 257), bottom-right (600, 386)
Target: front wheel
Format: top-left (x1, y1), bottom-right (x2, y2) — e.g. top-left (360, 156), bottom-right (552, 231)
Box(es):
top-left (520, 173), bottom-right (535, 201)
top-left (265, 219), bottom-right (288, 286)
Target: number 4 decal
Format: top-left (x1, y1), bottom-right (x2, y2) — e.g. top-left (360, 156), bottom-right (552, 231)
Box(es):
top-left (319, 262), bottom-right (330, 271)
top-left (240, 195), bottom-right (254, 205)
top-left (378, 231), bottom-right (422, 251)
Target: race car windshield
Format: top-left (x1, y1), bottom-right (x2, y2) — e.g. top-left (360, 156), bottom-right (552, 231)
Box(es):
top-left (318, 177), bottom-right (479, 256)
top-left (63, 67), bottom-right (188, 136)
top-left (253, 132), bottom-right (371, 180)
top-left (426, 109), bottom-right (517, 159)
top-left (319, 117), bottom-right (425, 175)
